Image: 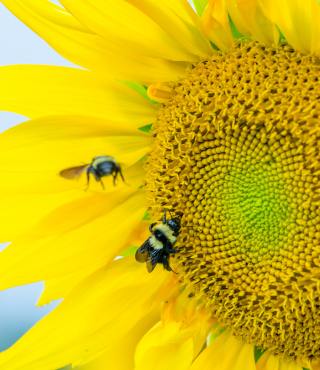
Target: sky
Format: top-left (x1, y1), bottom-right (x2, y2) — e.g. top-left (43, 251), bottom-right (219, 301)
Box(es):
top-left (0, 2), bottom-right (69, 351)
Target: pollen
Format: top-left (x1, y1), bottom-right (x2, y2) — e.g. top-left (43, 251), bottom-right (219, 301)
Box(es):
top-left (146, 42), bottom-right (320, 364)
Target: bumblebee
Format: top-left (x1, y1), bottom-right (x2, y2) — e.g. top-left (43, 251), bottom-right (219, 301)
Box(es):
top-left (59, 155), bottom-right (124, 189)
top-left (135, 210), bottom-right (181, 273)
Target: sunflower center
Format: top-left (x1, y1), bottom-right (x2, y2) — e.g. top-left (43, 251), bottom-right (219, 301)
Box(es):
top-left (146, 42), bottom-right (320, 363)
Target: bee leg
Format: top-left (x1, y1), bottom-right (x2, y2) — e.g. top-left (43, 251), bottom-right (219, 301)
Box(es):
top-left (99, 179), bottom-right (105, 190)
top-left (167, 246), bottom-right (177, 254)
top-left (118, 167), bottom-right (125, 183)
top-left (112, 171), bottom-right (117, 186)
top-left (91, 169), bottom-right (104, 190)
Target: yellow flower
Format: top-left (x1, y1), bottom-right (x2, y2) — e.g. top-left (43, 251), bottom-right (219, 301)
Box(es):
top-left (0, 0), bottom-right (320, 369)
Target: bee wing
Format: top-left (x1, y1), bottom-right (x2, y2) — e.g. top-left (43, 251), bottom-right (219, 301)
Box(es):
top-left (146, 259), bottom-right (156, 273)
top-left (59, 165), bottom-right (88, 179)
top-left (135, 240), bottom-right (150, 263)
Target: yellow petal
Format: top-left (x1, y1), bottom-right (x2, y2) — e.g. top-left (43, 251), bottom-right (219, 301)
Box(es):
top-left (135, 321), bottom-right (194, 370)
top-left (0, 65), bottom-right (156, 122)
top-left (190, 330), bottom-right (256, 370)
top-left (202, 0), bottom-right (235, 51)
top-left (280, 359), bottom-right (303, 370)
top-left (97, 44), bottom-right (190, 84)
top-left (160, 283), bottom-right (215, 355)
top-left (0, 258), bottom-right (170, 370)
top-left (2, 0), bottom-right (191, 83)
top-left (0, 191), bottom-right (82, 241)
top-left (0, 115), bottom-right (150, 191)
top-left (128, 0), bottom-right (212, 58)
top-left (259, 0), bottom-right (320, 54)
top-left (256, 354), bottom-right (281, 370)
top-left (135, 286), bottom-right (213, 370)
top-left (0, 115), bottom-right (149, 240)
top-left (39, 209), bottom-right (155, 304)
top-left (75, 312), bottom-right (159, 370)
top-left (1, 0), bottom-right (116, 70)
top-left (59, 0), bottom-right (199, 62)
top-left (0, 116), bottom-right (151, 204)
top-left (256, 352), bottom-right (305, 370)
top-left (0, 114), bottom-right (148, 140)
top-left (226, 0), bottom-right (280, 45)
top-left (0, 190), bottom-right (147, 300)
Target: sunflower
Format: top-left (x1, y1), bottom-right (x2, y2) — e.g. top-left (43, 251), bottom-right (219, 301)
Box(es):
top-left (0, 0), bottom-right (320, 369)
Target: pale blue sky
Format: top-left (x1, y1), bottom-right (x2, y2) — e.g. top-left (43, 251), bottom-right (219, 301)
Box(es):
top-left (0, 2), bottom-right (69, 350)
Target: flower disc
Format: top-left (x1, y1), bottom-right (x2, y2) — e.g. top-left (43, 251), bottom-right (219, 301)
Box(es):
top-left (147, 42), bottom-right (320, 363)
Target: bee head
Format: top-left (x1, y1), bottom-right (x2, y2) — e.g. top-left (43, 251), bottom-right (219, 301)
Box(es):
top-left (167, 217), bottom-right (181, 234)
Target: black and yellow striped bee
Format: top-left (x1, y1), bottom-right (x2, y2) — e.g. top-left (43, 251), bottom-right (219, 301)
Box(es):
top-left (135, 210), bottom-right (181, 273)
top-left (59, 155), bottom-right (124, 189)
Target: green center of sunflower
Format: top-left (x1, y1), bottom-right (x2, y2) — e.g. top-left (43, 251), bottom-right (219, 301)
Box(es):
top-left (146, 42), bottom-right (320, 363)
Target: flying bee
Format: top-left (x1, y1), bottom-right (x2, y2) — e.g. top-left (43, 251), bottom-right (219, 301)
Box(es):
top-left (135, 210), bottom-right (181, 273)
top-left (59, 155), bottom-right (124, 190)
